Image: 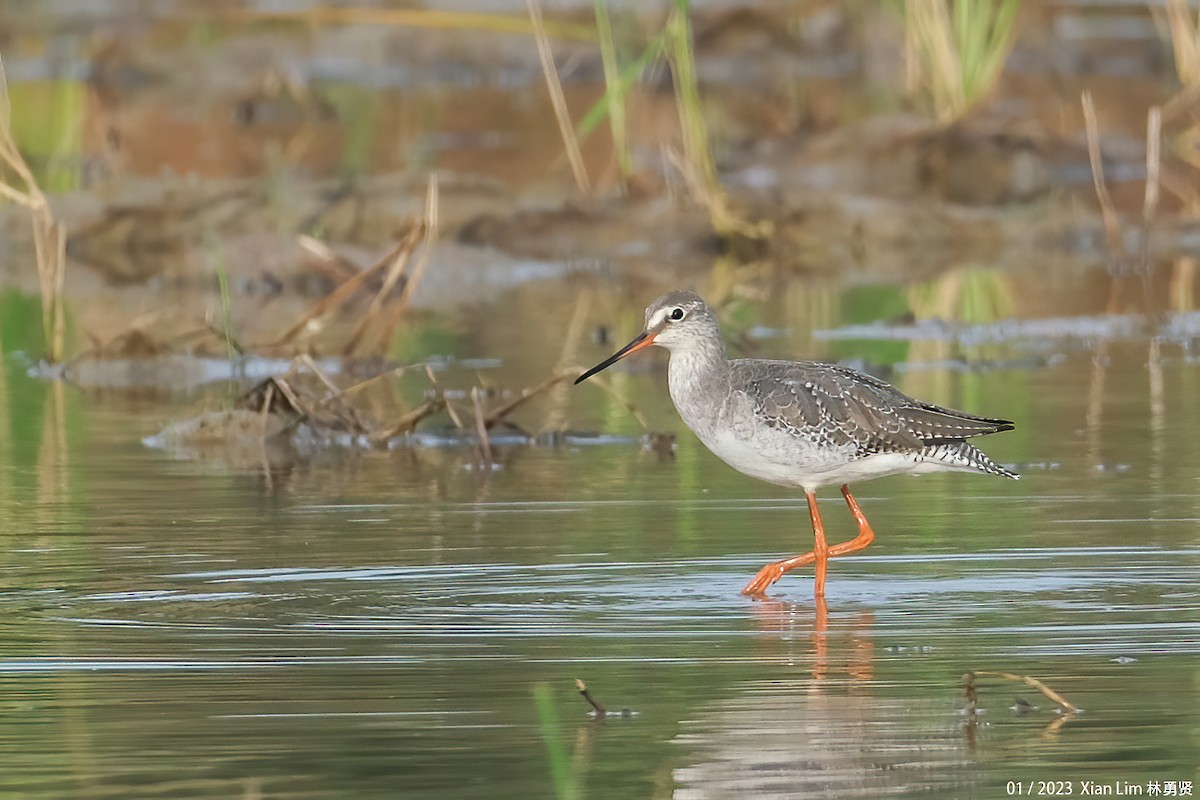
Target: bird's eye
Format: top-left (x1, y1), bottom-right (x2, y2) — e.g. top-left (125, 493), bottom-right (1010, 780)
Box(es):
top-left (669, 307), bottom-right (685, 321)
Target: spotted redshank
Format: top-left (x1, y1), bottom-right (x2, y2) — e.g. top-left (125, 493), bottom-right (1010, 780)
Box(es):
top-left (575, 291), bottom-right (1018, 598)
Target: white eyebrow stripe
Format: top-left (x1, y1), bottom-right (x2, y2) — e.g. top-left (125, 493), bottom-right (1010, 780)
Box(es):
top-left (647, 308), bottom-right (670, 328)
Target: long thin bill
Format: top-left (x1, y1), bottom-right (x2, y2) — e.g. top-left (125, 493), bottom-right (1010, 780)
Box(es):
top-left (574, 331), bottom-right (655, 384)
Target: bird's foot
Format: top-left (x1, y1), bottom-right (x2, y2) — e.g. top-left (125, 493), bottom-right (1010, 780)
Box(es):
top-left (741, 562), bottom-right (785, 596)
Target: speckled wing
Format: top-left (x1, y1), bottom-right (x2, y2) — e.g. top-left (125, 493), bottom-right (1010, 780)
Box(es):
top-left (730, 360), bottom-right (1014, 456)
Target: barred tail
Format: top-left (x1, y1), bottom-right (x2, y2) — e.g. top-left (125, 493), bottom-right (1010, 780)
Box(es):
top-left (924, 441), bottom-right (1020, 480)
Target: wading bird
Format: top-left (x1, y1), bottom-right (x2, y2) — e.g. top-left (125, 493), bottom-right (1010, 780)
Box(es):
top-left (575, 291), bottom-right (1017, 598)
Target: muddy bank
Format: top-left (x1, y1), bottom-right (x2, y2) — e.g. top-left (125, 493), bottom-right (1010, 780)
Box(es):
top-left (0, 0), bottom-right (1197, 456)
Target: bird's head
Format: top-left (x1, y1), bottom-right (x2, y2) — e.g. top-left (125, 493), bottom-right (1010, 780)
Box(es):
top-left (574, 290), bottom-right (719, 384)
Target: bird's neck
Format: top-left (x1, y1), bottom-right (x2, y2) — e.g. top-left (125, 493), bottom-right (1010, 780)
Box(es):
top-left (666, 339), bottom-right (730, 427)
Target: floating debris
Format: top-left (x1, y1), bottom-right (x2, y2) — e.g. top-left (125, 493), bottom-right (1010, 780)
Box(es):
top-left (1010, 697), bottom-right (1040, 715)
top-left (962, 669), bottom-right (1080, 739)
top-left (884, 644), bottom-right (935, 654)
top-left (144, 409), bottom-right (291, 450)
top-left (642, 432), bottom-right (677, 458)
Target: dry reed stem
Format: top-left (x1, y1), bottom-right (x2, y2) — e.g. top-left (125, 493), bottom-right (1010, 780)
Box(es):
top-left (1141, 106), bottom-right (1162, 270)
top-left (965, 670), bottom-right (1080, 715)
top-left (1081, 91), bottom-right (1124, 259)
top-left (905, 0), bottom-right (963, 122)
top-left (47, 222), bottom-right (66, 355)
top-left (295, 353), bottom-right (344, 398)
top-left (271, 235), bottom-right (411, 348)
top-left (1161, 81), bottom-right (1200, 128)
top-left (663, 5), bottom-right (767, 239)
top-left (343, 223), bottom-right (422, 355)
top-left (425, 364), bottom-right (466, 429)
top-left (320, 364), bottom-right (418, 405)
top-left (1, 52), bottom-right (68, 363)
top-left (298, 234), bottom-right (362, 282)
top-left (483, 369), bottom-right (576, 429)
top-left (664, 146), bottom-right (770, 241)
top-left (259, 374), bottom-right (305, 416)
top-left (251, 361), bottom-right (378, 438)
top-left (1158, 168), bottom-right (1200, 214)
top-left (471, 386), bottom-right (494, 464)
top-left (344, 174), bottom-right (439, 355)
top-left (259, 381), bottom-right (276, 439)
top-left (594, 0), bottom-right (630, 186)
top-left (372, 397), bottom-right (446, 442)
top-left (904, 1), bottom-right (921, 95)
top-left (556, 290), bottom-right (590, 371)
top-left (543, 290), bottom-right (592, 432)
top-left (905, 0), bottom-right (1019, 124)
top-left (1166, 0), bottom-right (1200, 87)
top-left (528, 0), bottom-right (591, 193)
top-left (396, 174), bottom-right (440, 316)
top-left (203, 322), bottom-right (244, 355)
top-left (1169, 256), bottom-right (1197, 311)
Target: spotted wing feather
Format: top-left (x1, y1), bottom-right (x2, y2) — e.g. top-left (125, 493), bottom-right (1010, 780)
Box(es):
top-left (731, 360), bottom-right (1014, 457)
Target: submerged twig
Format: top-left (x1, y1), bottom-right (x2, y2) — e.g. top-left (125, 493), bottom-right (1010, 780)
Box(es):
top-left (574, 679), bottom-right (606, 715)
top-left (573, 678), bottom-right (634, 719)
top-left (963, 670), bottom-right (1080, 715)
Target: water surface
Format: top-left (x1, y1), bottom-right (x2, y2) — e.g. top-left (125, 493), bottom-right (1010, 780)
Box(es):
top-left (2, 336), bottom-right (1198, 798)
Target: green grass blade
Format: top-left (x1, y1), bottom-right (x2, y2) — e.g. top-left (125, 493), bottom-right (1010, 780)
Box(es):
top-left (533, 683), bottom-right (576, 800)
top-left (577, 28), bottom-right (667, 138)
top-left (205, 229), bottom-right (237, 365)
top-left (594, 0), bottom-right (630, 177)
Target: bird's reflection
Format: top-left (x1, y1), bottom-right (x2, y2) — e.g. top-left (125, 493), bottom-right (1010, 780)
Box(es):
top-left (748, 594), bottom-right (875, 683)
top-left (674, 597), bottom-right (974, 798)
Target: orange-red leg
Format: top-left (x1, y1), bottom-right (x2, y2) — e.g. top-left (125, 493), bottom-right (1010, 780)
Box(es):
top-left (742, 490), bottom-right (826, 595)
top-left (741, 484), bottom-right (877, 597)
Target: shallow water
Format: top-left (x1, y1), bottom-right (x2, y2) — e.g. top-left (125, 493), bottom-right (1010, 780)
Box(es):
top-left (2, 330), bottom-right (1198, 798)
